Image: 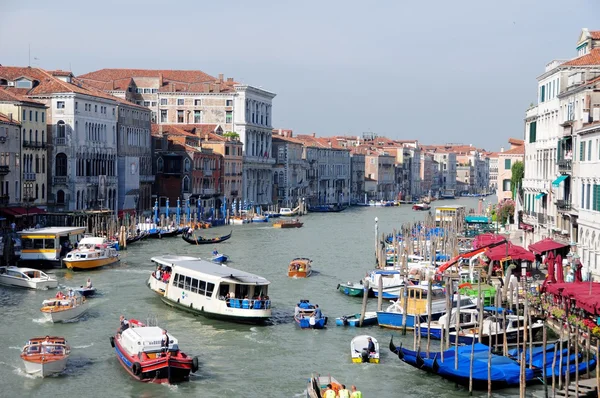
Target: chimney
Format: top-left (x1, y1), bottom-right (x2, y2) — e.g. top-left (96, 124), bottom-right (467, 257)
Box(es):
top-left (205, 134), bottom-right (209, 141)
top-left (159, 73), bottom-right (164, 86)
top-left (500, 147), bottom-right (505, 153)
top-left (204, 82), bottom-right (211, 93)
top-left (218, 73), bottom-right (224, 82)
top-left (312, 132), bottom-right (316, 137)
top-left (214, 82), bottom-right (221, 93)
top-left (227, 77), bottom-right (234, 83)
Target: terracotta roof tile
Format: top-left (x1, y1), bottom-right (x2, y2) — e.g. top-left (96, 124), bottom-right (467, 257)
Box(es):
top-left (563, 48), bottom-right (600, 66)
top-left (0, 112), bottom-right (20, 125)
top-left (499, 146), bottom-right (525, 155)
top-left (0, 87), bottom-right (46, 106)
top-left (590, 31), bottom-right (600, 40)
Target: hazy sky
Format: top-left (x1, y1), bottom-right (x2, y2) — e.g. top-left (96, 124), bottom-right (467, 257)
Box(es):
top-left (2, 0), bottom-right (599, 151)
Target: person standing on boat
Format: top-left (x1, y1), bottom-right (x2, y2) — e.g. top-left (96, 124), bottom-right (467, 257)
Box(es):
top-left (161, 329), bottom-right (170, 352)
top-left (313, 304), bottom-right (323, 319)
top-left (212, 248), bottom-right (219, 256)
top-left (86, 278), bottom-right (93, 289)
top-left (41, 336), bottom-right (53, 354)
top-left (338, 385), bottom-right (350, 398)
top-left (323, 384), bottom-right (336, 398)
top-left (367, 337), bottom-right (376, 353)
top-left (350, 385), bottom-right (362, 398)
top-left (119, 315), bottom-right (129, 334)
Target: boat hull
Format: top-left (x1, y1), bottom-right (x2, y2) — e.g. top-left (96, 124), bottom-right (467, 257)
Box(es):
top-left (450, 324), bottom-right (543, 345)
top-left (22, 357), bottom-right (68, 377)
top-left (113, 336), bottom-right (192, 383)
top-left (42, 302), bottom-right (89, 323)
top-left (159, 296), bottom-right (270, 325)
top-left (288, 270), bottom-right (311, 278)
top-left (75, 287), bottom-right (96, 297)
top-left (336, 313), bottom-right (378, 327)
top-left (295, 315), bottom-right (327, 329)
top-left (0, 276), bottom-right (58, 290)
top-left (337, 283), bottom-right (364, 297)
top-left (64, 256), bottom-right (119, 270)
top-left (376, 311), bottom-right (443, 330)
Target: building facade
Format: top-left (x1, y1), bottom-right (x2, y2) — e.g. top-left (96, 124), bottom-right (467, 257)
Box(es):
top-left (350, 153), bottom-right (365, 204)
top-left (0, 114), bottom-right (21, 209)
top-left (365, 153), bottom-right (395, 200)
top-left (496, 139), bottom-right (524, 202)
top-left (271, 129), bottom-right (309, 207)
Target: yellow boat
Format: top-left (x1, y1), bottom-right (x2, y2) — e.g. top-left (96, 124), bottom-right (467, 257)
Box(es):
top-left (63, 237), bottom-right (119, 270)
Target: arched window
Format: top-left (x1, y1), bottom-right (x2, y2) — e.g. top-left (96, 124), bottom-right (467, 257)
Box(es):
top-left (57, 120), bottom-right (66, 138)
top-left (157, 157), bottom-right (164, 173)
top-left (35, 183), bottom-right (39, 199)
top-left (22, 128), bottom-right (26, 143)
top-left (35, 155), bottom-right (39, 173)
top-left (184, 158), bottom-right (191, 172)
top-left (56, 189), bottom-right (65, 205)
top-left (182, 176), bottom-right (190, 192)
top-left (29, 129), bottom-right (32, 142)
top-left (55, 153), bottom-right (67, 176)
top-left (41, 130), bottom-right (45, 144)
top-left (42, 155), bottom-right (45, 174)
top-left (273, 172), bottom-right (279, 185)
top-left (41, 184), bottom-right (45, 199)
top-left (35, 130), bottom-right (38, 143)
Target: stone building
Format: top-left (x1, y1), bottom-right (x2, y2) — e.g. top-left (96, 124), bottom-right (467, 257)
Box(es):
top-left (271, 129), bottom-right (309, 206)
top-left (0, 114), bottom-right (21, 209)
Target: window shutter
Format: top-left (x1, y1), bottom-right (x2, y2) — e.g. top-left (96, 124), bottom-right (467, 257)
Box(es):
top-left (504, 159), bottom-right (511, 170)
top-left (557, 140), bottom-right (562, 161)
top-left (580, 141), bottom-right (585, 161)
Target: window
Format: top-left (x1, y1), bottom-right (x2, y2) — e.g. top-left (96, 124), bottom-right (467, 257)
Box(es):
top-left (15, 79), bottom-right (32, 88)
top-left (143, 88), bottom-right (151, 94)
top-left (157, 157), bottom-right (164, 172)
top-left (588, 140), bottom-right (592, 161)
top-left (184, 158), bottom-right (191, 172)
top-left (160, 98), bottom-right (167, 105)
top-left (177, 110), bottom-right (184, 123)
top-left (226, 110), bottom-right (232, 123)
top-left (55, 153), bottom-right (67, 176)
top-left (199, 280), bottom-right (206, 295)
top-left (528, 121), bottom-right (536, 143)
top-left (151, 101), bottom-right (157, 106)
top-left (57, 120), bottom-right (66, 138)
top-left (206, 282), bottom-right (215, 297)
top-left (540, 85), bottom-right (545, 103)
top-left (136, 88), bottom-right (143, 94)
top-left (94, 105), bottom-right (97, 112)
top-left (226, 100), bottom-right (233, 107)
top-left (581, 141), bottom-right (586, 161)
top-left (160, 110), bottom-right (168, 123)
top-left (35, 111), bottom-right (38, 122)
top-left (194, 99), bottom-right (201, 106)
top-left (143, 101), bottom-right (150, 106)
top-left (57, 101), bottom-right (65, 109)
top-left (504, 159), bottom-right (511, 169)
top-left (177, 98), bottom-right (185, 106)
top-left (194, 110), bottom-right (202, 123)
top-left (503, 179), bottom-right (511, 191)
top-left (41, 112), bottom-right (44, 123)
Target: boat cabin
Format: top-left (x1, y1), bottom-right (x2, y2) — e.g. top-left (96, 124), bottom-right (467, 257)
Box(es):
top-left (0, 266), bottom-right (47, 280)
top-left (19, 227), bottom-right (86, 266)
top-left (401, 285), bottom-right (446, 315)
top-left (288, 258), bottom-right (312, 277)
top-left (120, 326), bottom-right (179, 356)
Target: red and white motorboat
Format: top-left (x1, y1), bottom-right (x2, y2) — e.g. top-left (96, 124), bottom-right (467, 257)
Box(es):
top-left (412, 203), bottom-right (431, 211)
top-left (109, 319), bottom-right (198, 383)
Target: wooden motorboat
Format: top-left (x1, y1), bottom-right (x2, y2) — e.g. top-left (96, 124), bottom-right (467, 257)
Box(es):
top-left (306, 375), bottom-right (345, 398)
top-left (294, 300), bottom-right (327, 329)
top-left (181, 230), bottom-right (232, 245)
top-left (63, 237), bottom-right (119, 270)
top-left (337, 281), bottom-right (365, 297)
top-left (75, 286), bottom-right (97, 297)
top-left (449, 314), bottom-right (544, 345)
top-left (335, 312), bottom-right (378, 327)
top-left (351, 335), bottom-right (380, 363)
top-left (288, 258), bottom-right (312, 278)
top-left (110, 319), bottom-right (198, 383)
top-left (40, 294), bottom-right (89, 323)
top-left (273, 219), bottom-right (303, 229)
top-left (0, 266), bottom-right (58, 290)
top-left (251, 215), bottom-right (269, 222)
top-left (21, 336), bottom-right (70, 377)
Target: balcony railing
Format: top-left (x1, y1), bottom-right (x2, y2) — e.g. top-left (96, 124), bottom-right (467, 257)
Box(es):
top-left (53, 176), bottom-right (68, 184)
top-left (556, 199), bottom-right (571, 212)
top-left (55, 137), bottom-right (66, 146)
top-left (24, 172), bottom-right (36, 181)
top-left (230, 190), bottom-right (238, 196)
top-left (0, 165), bottom-right (9, 175)
top-left (140, 174), bottom-right (155, 183)
top-left (203, 169), bottom-right (212, 176)
top-left (201, 188), bottom-right (215, 195)
top-left (557, 159), bottom-right (572, 173)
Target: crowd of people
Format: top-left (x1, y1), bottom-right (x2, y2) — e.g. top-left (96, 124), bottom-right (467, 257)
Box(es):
top-left (322, 384), bottom-right (362, 398)
top-left (153, 265), bottom-right (171, 283)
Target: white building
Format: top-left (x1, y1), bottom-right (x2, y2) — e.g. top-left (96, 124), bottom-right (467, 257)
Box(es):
top-left (522, 29), bottom-right (600, 277)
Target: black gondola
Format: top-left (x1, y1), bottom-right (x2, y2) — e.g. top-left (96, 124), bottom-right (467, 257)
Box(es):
top-left (181, 230), bottom-right (232, 245)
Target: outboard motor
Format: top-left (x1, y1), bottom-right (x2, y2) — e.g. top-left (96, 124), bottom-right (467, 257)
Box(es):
top-left (361, 348), bottom-right (370, 363)
top-left (341, 316), bottom-right (348, 326)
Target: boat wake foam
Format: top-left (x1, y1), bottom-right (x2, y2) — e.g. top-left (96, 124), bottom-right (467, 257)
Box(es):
top-left (32, 317), bottom-right (51, 324)
top-left (73, 343), bottom-right (94, 349)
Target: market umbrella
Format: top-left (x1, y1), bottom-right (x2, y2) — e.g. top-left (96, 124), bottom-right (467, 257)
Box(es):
top-left (555, 254), bottom-right (564, 283)
top-left (546, 251), bottom-right (556, 284)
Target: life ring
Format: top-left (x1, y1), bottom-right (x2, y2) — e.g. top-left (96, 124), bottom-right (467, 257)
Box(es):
top-left (132, 362), bottom-right (142, 376)
top-left (458, 282), bottom-right (472, 289)
top-left (192, 356), bottom-right (199, 373)
top-left (109, 336), bottom-right (115, 348)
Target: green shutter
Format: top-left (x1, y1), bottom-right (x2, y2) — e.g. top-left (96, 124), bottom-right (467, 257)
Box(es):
top-left (588, 140), bottom-right (592, 161)
top-left (529, 122), bottom-right (537, 143)
top-left (541, 86), bottom-right (546, 102)
top-left (505, 159), bottom-right (511, 169)
top-left (580, 141), bottom-right (585, 161)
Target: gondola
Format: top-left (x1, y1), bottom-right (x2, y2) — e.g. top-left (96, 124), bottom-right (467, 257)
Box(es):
top-left (181, 231), bottom-right (232, 245)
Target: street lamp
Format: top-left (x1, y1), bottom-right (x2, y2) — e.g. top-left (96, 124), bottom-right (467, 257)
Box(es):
top-left (374, 217), bottom-right (379, 258)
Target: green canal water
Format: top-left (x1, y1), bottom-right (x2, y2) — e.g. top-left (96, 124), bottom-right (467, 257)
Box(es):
top-left (0, 197), bottom-right (537, 397)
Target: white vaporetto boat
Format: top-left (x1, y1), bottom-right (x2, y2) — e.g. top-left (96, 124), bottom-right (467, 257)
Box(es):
top-left (40, 294), bottom-right (89, 323)
top-left (148, 255), bottom-right (272, 324)
top-left (0, 266), bottom-right (58, 290)
top-left (21, 336), bottom-right (70, 377)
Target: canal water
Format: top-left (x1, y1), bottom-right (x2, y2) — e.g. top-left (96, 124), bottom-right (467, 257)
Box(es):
top-left (0, 197), bottom-right (532, 397)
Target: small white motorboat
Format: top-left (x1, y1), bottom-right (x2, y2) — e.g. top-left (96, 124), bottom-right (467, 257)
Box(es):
top-left (279, 207), bottom-right (298, 217)
top-left (0, 266), bottom-right (58, 290)
top-left (351, 335), bottom-right (380, 363)
top-left (21, 336), bottom-right (70, 377)
top-left (40, 294), bottom-right (89, 323)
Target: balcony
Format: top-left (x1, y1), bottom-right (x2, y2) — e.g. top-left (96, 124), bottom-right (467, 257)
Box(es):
top-left (230, 190), bottom-right (238, 196)
top-left (55, 137), bottom-right (66, 146)
top-left (537, 213), bottom-right (547, 225)
top-left (557, 159), bottom-right (572, 173)
top-left (140, 174), bottom-right (155, 183)
top-left (24, 172), bottom-right (36, 181)
top-left (201, 188), bottom-right (215, 195)
top-left (0, 195), bottom-right (8, 205)
top-left (556, 199), bottom-right (571, 212)
top-left (0, 165), bottom-right (9, 175)
top-left (53, 176), bottom-right (68, 184)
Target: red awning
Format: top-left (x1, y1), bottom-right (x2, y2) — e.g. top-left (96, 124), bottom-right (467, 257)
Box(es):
top-left (520, 223), bottom-right (534, 231)
top-left (473, 233), bottom-right (506, 249)
top-left (485, 243), bottom-right (535, 262)
top-left (528, 238), bottom-right (568, 255)
top-left (544, 282), bottom-right (600, 315)
top-left (0, 207), bottom-right (47, 217)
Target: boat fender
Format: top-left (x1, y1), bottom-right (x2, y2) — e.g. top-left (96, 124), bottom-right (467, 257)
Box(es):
top-left (109, 336), bottom-right (115, 348)
top-left (132, 362), bottom-right (142, 376)
top-left (192, 356), bottom-right (199, 373)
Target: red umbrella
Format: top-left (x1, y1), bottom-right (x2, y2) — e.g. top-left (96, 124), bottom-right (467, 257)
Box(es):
top-left (546, 251), bottom-right (556, 284)
top-left (555, 254), bottom-right (564, 283)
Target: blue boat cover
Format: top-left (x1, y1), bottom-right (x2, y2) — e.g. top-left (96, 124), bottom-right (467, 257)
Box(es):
top-left (483, 306), bottom-right (513, 314)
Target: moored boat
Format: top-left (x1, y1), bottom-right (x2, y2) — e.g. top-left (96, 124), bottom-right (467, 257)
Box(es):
top-left (288, 258), bottom-right (312, 278)
top-left (273, 219), bottom-right (303, 229)
top-left (148, 255), bottom-right (271, 324)
top-left (40, 293), bottom-right (89, 323)
top-left (181, 230), bottom-right (232, 245)
top-left (449, 314), bottom-right (544, 345)
top-left (418, 308), bottom-right (483, 339)
top-left (230, 216), bottom-right (251, 225)
top-left (335, 312), bottom-right (377, 327)
top-left (0, 266), bottom-right (58, 290)
top-left (110, 319), bottom-right (197, 383)
top-left (21, 336), bottom-right (70, 377)
top-left (279, 207), bottom-right (298, 217)
top-left (307, 204), bottom-right (346, 213)
top-left (351, 335), bottom-right (379, 363)
top-left (294, 300), bottom-right (327, 329)
top-left (337, 281), bottom-right (365, 297)
top-left (264, 211), bottom-right (281, 218)
top-left (63, 237), bottom-right (120, 270)
top-left (251, 215), bottom-right (269, 222)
